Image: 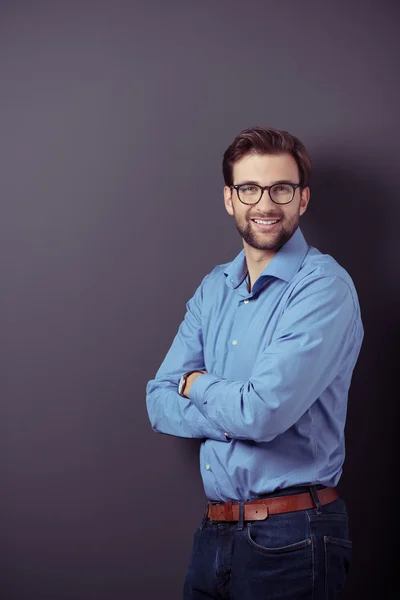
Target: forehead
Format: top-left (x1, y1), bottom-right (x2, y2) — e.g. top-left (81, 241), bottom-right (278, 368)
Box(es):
top-left (232, 152), bottom-right (299, 184)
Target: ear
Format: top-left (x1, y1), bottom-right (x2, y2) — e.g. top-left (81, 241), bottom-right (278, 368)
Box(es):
top-left (299, 186), bottom-right (310, 216)
top-left (224, 186), bottom-right (234, 216)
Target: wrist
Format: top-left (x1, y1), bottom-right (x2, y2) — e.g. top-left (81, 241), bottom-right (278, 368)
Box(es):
top-left (178, 370), bottom-right (205, 398)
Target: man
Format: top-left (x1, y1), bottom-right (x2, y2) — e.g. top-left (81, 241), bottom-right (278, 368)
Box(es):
top-left (146, 127), bottom-right (363, 599)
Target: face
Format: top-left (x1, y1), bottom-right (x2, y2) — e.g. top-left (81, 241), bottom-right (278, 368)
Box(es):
top-left (224, 153), bottom-right (310, 253)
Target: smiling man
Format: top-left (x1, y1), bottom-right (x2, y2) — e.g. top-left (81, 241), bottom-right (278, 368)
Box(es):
top-left (146, 127), bottom-right (364, 599)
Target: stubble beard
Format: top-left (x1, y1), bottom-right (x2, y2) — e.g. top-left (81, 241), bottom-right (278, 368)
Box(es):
top-left (234, 212), bottom-right (299, 252)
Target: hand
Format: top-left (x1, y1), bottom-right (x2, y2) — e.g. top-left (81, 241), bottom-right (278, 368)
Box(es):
top-left (183, 370), bottom-right (207, 398)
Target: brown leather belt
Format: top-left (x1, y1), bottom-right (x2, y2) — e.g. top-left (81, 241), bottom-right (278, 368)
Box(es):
top-left (206, 487), bottom-right (338, 522)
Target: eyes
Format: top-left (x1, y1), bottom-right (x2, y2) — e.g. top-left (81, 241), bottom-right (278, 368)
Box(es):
top-left (233, 182), bottom-right (298, 204)
top-left (272, 184), bottom-right (293, 195)
top-left (237, 183), bottom-right (293, 193)
top-left (238, 185), bottom-right (259, 194)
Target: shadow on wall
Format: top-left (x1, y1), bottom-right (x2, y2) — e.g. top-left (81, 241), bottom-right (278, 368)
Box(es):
top-left (303, 154), bottom-right (398, 598)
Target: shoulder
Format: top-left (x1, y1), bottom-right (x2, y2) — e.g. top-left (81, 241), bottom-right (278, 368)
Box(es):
top-left (186, 261), bottom-right (230, 309)
top-left (290, 246), bottom-right (361, 313)
top-left (197, 261), bottom-right (231, 289)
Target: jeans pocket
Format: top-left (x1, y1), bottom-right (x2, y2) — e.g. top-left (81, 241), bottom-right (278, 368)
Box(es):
top-left (324, 536), bottom-right (352, 600)
top-left (241, 519), bottom-right (314, 597)
top-left (246, 523), bottom-right (312, 555)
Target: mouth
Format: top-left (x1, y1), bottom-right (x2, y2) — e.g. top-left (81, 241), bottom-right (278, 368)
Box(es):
top-left (250, 218), bottom-right (281, 231)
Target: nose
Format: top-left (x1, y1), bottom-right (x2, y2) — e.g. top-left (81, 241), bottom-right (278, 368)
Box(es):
top-left (256, 188), bottom-right (277, 212)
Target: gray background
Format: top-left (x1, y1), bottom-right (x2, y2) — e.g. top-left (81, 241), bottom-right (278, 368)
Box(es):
top-left (1, 1), bottom-right (399, 598)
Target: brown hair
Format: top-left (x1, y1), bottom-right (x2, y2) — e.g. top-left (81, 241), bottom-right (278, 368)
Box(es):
top-left (222, 126), bottom-right (312, 187)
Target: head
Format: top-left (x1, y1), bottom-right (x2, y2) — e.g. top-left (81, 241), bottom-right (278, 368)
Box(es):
top-left (223, 127), bottom-right (311, 253)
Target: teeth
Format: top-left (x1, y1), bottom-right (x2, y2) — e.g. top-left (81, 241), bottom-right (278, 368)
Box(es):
top-left (254, 219), bottom-right (278, 225)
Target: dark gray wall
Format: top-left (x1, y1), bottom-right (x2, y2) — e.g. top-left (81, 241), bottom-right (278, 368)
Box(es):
top-left (1, 1), bottom-right (398, 598)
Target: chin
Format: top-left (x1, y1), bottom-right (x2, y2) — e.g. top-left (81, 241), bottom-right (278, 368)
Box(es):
top-left (250, 241), bottom-right (281, 252)
top-left (251, 231), bottom-right (281, 248)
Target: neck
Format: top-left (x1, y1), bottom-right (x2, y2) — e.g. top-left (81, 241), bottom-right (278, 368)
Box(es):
top-left (243, 242), bottom-right (276, 291)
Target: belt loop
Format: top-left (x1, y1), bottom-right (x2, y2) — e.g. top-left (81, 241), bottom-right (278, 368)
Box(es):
top-left (237, 501), bottom-right (244, 530)
top-left (310, 486), bottom-right (322, 514)
top-left (200, 503), bottom-right (210, 529)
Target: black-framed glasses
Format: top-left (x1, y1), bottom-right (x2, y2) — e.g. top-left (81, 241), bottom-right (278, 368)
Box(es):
top-left (231, 182), bottom-right (301, 205)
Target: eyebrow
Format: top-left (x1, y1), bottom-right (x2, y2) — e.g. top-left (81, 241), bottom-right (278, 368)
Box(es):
top-left (234, 179), bottom-right (298, 186)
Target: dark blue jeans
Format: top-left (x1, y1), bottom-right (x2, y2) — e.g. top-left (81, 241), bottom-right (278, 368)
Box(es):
top-left (183, 486), bottom-right (352, 599)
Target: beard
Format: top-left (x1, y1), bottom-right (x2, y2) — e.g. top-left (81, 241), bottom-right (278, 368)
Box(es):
top-left (233, 210), bottom-right (299, 252)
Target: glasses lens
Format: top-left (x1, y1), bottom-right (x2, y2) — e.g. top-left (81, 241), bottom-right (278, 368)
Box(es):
top-left (270, 184), bottom-right (294, 204)
top-left (237, 184), bottom-right (261, 204)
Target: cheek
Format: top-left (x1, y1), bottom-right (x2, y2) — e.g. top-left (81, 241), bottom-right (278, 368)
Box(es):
top-left (231, 203), bottom-right (248, 220)
top-left (284, 204), bottom-right (301, 219)
top-left (281, 208), bottom-right (293, 220)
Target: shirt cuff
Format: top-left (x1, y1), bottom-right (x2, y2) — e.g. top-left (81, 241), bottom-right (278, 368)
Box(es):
top-left (190, 373), bottom-right (231, 440)
top-left (189, 373), bottom-right (220, 408)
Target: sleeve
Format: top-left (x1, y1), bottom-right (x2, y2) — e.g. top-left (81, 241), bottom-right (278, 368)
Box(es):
top-left (189, 274), bottom-right (361, 443)
top-left (146, 273), bottom-right (230, 442)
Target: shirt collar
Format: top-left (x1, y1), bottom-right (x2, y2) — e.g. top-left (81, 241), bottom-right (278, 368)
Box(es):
top-left (224, 227), bottom-right (309, 288)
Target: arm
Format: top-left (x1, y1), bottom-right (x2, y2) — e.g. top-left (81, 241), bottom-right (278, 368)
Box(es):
top-left (188, 274), bottom-right (362, 443)
top-left (146, 274), bottom-right (230, 442)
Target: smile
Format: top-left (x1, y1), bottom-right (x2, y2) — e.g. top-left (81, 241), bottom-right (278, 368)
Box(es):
top-left (252, 219), bottom-right (279, 225)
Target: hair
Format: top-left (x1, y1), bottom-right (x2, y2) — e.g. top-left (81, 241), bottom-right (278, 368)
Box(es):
top-left (222, 126), bottom-right (312, 188)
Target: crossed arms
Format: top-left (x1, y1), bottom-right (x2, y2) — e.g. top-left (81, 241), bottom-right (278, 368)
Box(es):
top-left (146, 273), bottom-right (357, 444)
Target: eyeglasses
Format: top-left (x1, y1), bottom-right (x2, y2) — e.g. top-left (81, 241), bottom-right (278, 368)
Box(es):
top-left (231, 182), bottom-right (301, 205)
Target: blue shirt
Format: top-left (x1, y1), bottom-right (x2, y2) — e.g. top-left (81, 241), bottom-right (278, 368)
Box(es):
top-left (146, 227), bottom-right (364, 501)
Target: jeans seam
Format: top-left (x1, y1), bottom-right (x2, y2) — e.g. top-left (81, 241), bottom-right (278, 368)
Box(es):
top-left (214, 532), bottom-right (222, 597)
top-left (214, 527), bottom-right (231, 600)
top-left (306, 509), bottom-right (315, 600)
top-left (324, 536), bottom-right (328, 600)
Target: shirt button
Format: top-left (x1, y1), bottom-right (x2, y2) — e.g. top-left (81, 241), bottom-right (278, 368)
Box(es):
top-left (205, 464), bottom-right (211, 470)
top-left (232, 340), bottom-right (238, 346)
top-left (244, 299), bottom-right (250, 304)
